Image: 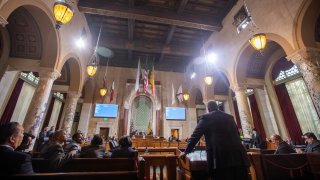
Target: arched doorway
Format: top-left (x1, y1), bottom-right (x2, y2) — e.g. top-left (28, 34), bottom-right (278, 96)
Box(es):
top-left (130, 95), bottom-right (153, 135)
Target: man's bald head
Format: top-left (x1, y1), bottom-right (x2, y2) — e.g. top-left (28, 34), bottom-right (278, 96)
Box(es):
top-left (207, 101), bottom-right (218, 112)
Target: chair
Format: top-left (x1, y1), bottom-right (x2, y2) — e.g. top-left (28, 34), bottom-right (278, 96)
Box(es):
top-left (307, 153), bottom-right (320, 180)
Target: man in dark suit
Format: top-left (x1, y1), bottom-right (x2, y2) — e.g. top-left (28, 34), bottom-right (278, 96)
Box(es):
top-left (111, 136), bottom-right (136, 158)
top-left (0, 122), bottom-right (34, 175)
top-left (252, 128), bottom-right (265, 149)
top-left (40, 129), bottom-right (76, 171)
top-left (181, 101), bottom-right (250, 180)
top-left (271, 134), bottom-right (296, 154)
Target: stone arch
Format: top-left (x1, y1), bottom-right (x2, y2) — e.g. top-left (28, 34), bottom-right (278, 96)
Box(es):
top-left (189, 84), bottom-right (204, 108)
top-left (59, 54), bottom-right (83, 92)
top-left (1, 1), bottom-right (59, 70)
top-left (234, 33), bottom-right (294, 86)
top-left (294, 0), bottom-right (320, 48)
top-left (125, 90), bottom-right (159, 135)
top-left (213, 71), bottom-right (230, 96)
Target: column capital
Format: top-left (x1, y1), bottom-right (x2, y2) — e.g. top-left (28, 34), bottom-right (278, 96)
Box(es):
top-left (230, 83), bottom-right (247, 92)
top-left (0, 15), bottom-right (8, 27)
top-left (39, 68), bottom-right (61, 80)
top-left (286, 47), bottom-right (320, 67)
top-left (67, 91), bottom-right (81, 99)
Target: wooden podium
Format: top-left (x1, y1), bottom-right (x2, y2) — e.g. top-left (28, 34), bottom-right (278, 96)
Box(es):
top-left (176, 149), bottom-right (209, 180)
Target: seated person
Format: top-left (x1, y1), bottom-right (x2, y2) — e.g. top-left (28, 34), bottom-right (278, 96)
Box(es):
top-left (110, 136), bottom-right (136, 158)
top-left (271, 134), bottom-right (296, 154)
top-left (303, 132), bottom-right (320, 153)
top-left (64, 132), bottom-right (84, 154)
top-left (168, 135), bottom-right (176, 142)
top-left (80, 134), bottom-right (106, 158)
top-left (252, 128), bottom-right (266, 149)
top-left (15, 133), bottom-right (35, 153)
top-left (0, 122), bottom-right (34, 175)
top-left (109, 139), bottom-right (119, 150)
top-left (39, 130), bottom-right (76, 171)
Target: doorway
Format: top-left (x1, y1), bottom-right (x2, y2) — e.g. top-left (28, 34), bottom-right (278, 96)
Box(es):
top-left (99, 127), bottom-right (109, 141)
top-left (171, 129), bottom-right (179, 139)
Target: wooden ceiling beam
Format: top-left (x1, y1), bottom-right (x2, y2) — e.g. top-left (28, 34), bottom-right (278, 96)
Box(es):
top-left (128, 19), bottom-right (135, 41)
top-left (100, 37), bottom-right (197, 57)
top-left (177, 0), bottom-right (189, 14)
top-left (78, 0), bottom-right (221, 31)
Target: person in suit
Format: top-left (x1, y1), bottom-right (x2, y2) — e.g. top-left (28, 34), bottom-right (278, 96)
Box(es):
top-left (64, 132), bottom-right (84, 154)
top-left (180, 101), bottom-right (250, 180)
top-left (252, 128), bottom-right (265, 149)
top-left (15, 133), bottom-right (35, 153)
top-left (39, 129), bottom-right (77, 171)
top-left (110, 136), bottom-right (136, 158)
top-left (36, 126), bottom-right (49, 151)
top-left (271, 134), bottom-right (296, 154)
top-left (80, 134), bottom-right (106, 158)
top-left (0, 122), bottom-right (34, 175)
top-left (303, 132), bottom-right (320, 153)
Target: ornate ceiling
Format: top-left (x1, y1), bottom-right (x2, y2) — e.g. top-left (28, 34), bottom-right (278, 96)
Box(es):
top-left (7, 7), bottom-right (42, 60)
top-left (78, 0), bottom-right (238, 72)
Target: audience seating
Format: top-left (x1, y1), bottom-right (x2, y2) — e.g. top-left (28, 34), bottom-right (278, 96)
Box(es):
top-left (32, 157), bottom-right (138, 173)
top-left (12, 171), bottom-right (138, 180)
top-left (307, 153), bottom-right (320, 180)
top-left (248, 153), bottom-right (314, 180)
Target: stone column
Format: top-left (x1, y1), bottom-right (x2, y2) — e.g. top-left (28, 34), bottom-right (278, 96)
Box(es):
top-left (24, 69), bottom-right (60, 136)
top-left (62, 92), bottom-right (80, 134)
top-left (122, 108), bottom-right (129, 136)
top-left (78, 103), bottom-right (92, 137)
top-left (287, 47), bottom-right (320, 117)
top-left (232, 85), bottom-right (254, 138)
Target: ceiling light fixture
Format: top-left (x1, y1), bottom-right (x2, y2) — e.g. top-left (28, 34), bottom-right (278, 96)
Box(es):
top-left (86, 23), bottom-right (102, 77)
top-left (53, 0), bottom-right (74, 29)
top-left (249, 33), bottom-right (267, 51)
top-left (204, 75), bottom-right (213, 85)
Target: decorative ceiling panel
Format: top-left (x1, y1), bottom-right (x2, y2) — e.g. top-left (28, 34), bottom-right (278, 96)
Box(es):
top-left (7, 7), bottom-right (42, 60)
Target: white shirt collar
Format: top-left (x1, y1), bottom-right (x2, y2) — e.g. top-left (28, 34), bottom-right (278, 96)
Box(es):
top-left (0, 144), bottom-right (14, 151)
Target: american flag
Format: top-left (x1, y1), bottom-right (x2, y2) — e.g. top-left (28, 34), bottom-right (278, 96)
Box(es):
top-left (144, 67), bottom-right (149, 93)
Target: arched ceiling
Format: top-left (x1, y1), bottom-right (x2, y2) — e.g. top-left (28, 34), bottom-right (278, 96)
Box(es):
top-left (78, 0), bottom-right (238, 72)
top-left (245, 41), bottom-right (282, 79)
top-left (7, 7), bottom-right (42, 59)
top-left (55, 63), bottom-right (70, 85)
top-left (214, 72), bottom-right (230, 95)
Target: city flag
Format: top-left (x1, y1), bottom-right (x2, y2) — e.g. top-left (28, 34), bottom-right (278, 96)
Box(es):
top-left (176, 85), bottom-right (183, 103)
top-left (148, 64), bottom-right (155, 96)
top-left (109, 81), bottom-right (115, 102)
top-left (143, 65), bottom-right (149, 93)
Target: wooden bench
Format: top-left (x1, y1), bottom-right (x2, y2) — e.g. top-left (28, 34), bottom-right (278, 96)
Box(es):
top-left (32, 157), bottom-right (138, 173)
top-left (11, 171), bottom-right (138, 180)
top-left (248, 153), bottom-right (314, 180)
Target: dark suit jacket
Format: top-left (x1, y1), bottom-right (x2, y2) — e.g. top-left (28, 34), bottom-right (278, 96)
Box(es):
top-left (0, 146), bottom-right (34, 175)
top-left (39, 142), bottom-right (73, 171)
top-left (80, 145), bottom-right (106, 158)
top-left (274, 141), bottom-right (296, 154)
top-left (252, 133), bottom-right (265, 149)
top-left (185, 110), bottom-right (250, 170)
top-left (305, 140), bottom-right (320, 153)
top-left (110, 147), bottom-right (136, 158)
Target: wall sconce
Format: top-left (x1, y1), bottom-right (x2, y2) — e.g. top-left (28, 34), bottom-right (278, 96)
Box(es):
top-left (204, 75), bottom-right (213, 85)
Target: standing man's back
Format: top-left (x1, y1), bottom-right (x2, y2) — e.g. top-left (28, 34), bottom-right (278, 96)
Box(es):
top-left (183, 101), bottom-right (249, 180)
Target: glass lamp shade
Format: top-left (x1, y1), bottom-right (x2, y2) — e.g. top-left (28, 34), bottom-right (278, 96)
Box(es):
top-left (249, 33), bottom-right (266, 51)
top-left (99, 88), bottom-right (107, 96)
top-left (86, 65), bottom-right (98, 77)
top-left (204, 76), bottom-right (213, 85)
top-left (53, 1), bottom-right (74, 29)
top-left (183, 93), bottom-right (190, 101)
